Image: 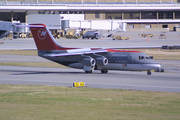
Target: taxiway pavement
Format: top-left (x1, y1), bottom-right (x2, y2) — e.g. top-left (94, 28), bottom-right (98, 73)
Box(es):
top-left (0, 66), bottom-right (180, 93)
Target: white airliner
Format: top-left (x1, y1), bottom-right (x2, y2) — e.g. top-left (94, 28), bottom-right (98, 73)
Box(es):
top-left (25, 24), bottom-right (164, 75)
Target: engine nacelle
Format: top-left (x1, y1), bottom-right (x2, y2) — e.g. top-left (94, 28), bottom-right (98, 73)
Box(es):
top-left (80, 57), bottom-right (96, 67)
top-left (95, 57), bottom-right (108, 66)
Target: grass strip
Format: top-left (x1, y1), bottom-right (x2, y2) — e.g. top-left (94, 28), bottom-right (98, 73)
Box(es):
top-left (0, 50), bottom-right (37, 56)
top-left (0, 84), bottom-right (180, 120)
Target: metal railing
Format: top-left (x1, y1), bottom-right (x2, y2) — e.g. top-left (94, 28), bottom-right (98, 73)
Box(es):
top-left (0, 0), bottom-right (179, 5)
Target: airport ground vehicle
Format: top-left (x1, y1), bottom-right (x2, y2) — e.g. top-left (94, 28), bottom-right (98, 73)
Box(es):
top-left (20, 24), bottom-right (164, 75)
top-left (112, 36), bottom-right (130, 40)
top-left (66, 32), bottom-right (79, 39)
top-left (159, 33), bottom-right (166, 39)
top-left (53, 32), bottom-right (61, 39)
top-left (141, 34), bottom-right (155, 37)
top-left (19, 33), bottom-right (27, 38)
top-left (13, 33), bottom-right (19, 39)
top-left (27, 33), bottom-right (33, 38)
top-left (82, 31), bottom-right (99, 39)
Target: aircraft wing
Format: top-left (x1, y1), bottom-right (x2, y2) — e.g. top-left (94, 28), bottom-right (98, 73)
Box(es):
top-left (44, 49), bottom-right (108, 57)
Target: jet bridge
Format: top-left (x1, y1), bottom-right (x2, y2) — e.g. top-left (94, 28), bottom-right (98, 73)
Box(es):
top-left (0, 21), bottom-right (29, 39)
top-left (62, 20), bottom-right (127, 37)
top-left (63, 20), bottom-right (127, 31)
top-left (0, 21), bottom-right (13, 39)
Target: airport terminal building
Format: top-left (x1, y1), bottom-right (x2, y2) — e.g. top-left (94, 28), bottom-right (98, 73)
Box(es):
top-left (0, 0), bottom-right (180, 31)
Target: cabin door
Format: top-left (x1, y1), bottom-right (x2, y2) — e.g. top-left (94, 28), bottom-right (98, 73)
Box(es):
top-left (128, 55), bottom-right (133, 64)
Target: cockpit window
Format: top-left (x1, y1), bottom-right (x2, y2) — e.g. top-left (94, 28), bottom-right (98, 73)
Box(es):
top-left (139, 56), bottom-right (151, 60)
top-left (146, 56), bottom-right (150, 59)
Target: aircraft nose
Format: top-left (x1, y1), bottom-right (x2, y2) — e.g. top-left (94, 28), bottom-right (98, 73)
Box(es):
top-left (150, 59), bottom-right (161, 69)
top-left (153, 64), bottom-right (161, 69)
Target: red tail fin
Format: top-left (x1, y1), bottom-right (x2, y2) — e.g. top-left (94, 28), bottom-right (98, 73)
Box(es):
top-left (30, 24), bottom-right (62, 51)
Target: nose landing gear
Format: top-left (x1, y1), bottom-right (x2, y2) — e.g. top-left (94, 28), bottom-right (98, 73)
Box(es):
top-left (147, 68), bottom-right (165, 75)
top-left (147, 70), bottom-right (151, 75)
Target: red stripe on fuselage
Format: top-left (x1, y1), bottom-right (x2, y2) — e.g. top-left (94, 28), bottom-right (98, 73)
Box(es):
top-left (90, 48), bottom-right (103, 50)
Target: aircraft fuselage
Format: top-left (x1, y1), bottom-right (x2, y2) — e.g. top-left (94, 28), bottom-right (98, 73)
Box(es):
top-left (38, 50), bottom-right (162, 75)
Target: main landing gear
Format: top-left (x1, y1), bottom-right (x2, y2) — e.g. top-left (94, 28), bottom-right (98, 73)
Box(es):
top-left (85, 70), bottom-right (108, 74)
top-left (85, 70), bottom-right (92, 73)
top-left (101, 70), bottom-right (108, 74)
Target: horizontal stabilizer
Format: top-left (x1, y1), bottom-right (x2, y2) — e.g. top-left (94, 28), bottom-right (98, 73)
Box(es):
top-left (14, 24), bottom-right (46, 28)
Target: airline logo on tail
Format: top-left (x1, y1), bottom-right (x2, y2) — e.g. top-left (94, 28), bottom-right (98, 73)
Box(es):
top-left (38, 29), bottom-right (47, 40)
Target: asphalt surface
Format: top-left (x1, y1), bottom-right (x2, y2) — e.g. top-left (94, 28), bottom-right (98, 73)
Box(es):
top-left (0, 66), bottom-right (180, 92)
top-left (0, 31), bottom-right (180, 92)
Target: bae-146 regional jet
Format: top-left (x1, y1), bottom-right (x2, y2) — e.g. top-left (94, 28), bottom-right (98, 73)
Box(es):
top-left (23, 24), bottom-right (164, 75)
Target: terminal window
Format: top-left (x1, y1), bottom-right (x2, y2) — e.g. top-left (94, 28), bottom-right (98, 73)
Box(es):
top-left (0, 12), bottom-right (11, 21)
top-left (129, 25), bottom-right (134, 28)
top-left (141, 12), bottom-right (156, 19)
top-left (145, 25), bottom-right (151, 28)
top-left (95, 13), bottom-right (100, 18)
top-left (105, 12), bottom-right (122, 19)
top-left (162, 25), bottom-right (168, 28)
top-left (158, 12), bottom-right (173, 19)
top-left (175, 12), bottom-right (180, 19)
top-left (124, 12), bottom-right (139, 19)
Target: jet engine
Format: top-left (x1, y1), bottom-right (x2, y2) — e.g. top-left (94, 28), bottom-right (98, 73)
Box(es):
top-left (95, 57), bottom-right (108, 66)
top-left (80, 57), bottom-right (96, 67)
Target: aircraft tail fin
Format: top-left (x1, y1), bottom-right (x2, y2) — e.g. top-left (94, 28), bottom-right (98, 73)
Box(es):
top-left (29, 24), bottom-right (63, 51)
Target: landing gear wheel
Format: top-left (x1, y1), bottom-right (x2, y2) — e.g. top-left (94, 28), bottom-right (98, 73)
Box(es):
top-left (85, 70), bottom-right (92, 73)
top-left (101, 70), bottom-right (108, 74)
top-left (147, 71), bottom-right (151, 75)
top-left (161, 69), bottom-right (164, 72)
